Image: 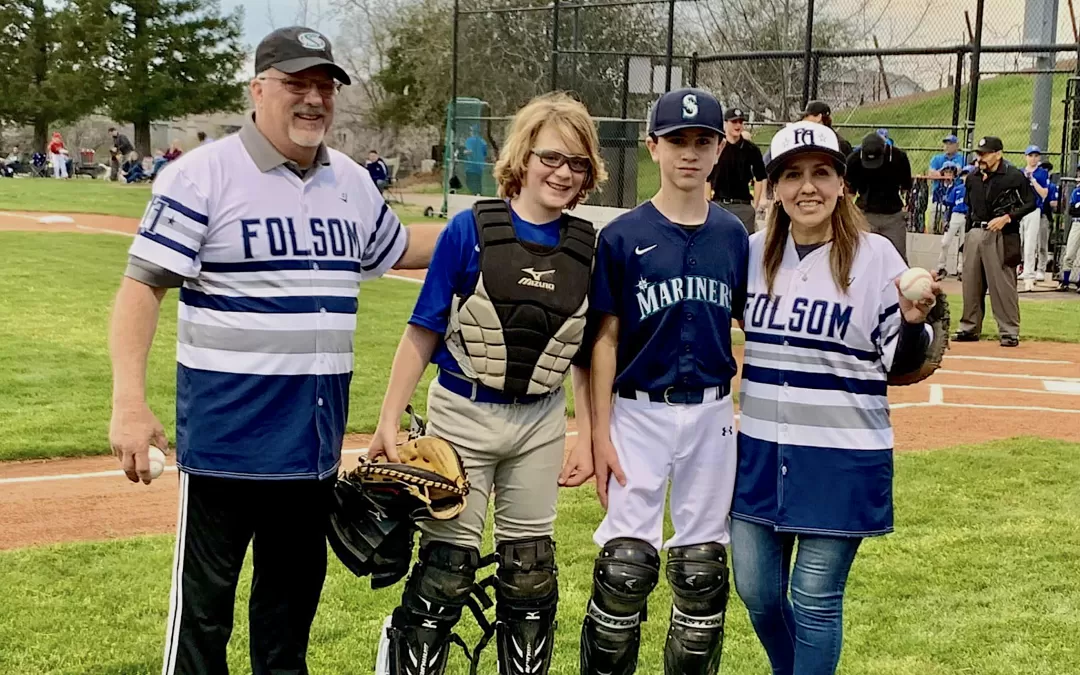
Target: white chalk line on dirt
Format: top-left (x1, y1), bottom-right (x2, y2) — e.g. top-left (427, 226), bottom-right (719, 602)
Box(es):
top-left (936, 369), bottom-right (1080, 383)
top-left (939, 383), bottom-right (1080, 397)
top-left (929, 384), bottom-right (944, 405)
top-left (943, 354), bottom-right (1073, 365)
top-left (0, 432), bottom-right (582, 485)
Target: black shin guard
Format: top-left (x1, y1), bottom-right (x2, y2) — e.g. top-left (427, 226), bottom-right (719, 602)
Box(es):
top-left (493, 537), bottom-right (558, 675)
top-left (580, 538), bottom-right (661, 675)
top-left (387, 542), bottom-right (480, 675)
top-left (663, 543), bottom-right (730, 675)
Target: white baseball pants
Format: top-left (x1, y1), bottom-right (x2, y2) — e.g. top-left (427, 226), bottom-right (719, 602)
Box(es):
top-left (935, 212), bottom-right (966, 275)
top-left (1020, 210), bottom-right (1047, 279)
top-left (1063, 219), bottom-right (1080, 279)
top-left (593, 390), bottom-right (737, 551)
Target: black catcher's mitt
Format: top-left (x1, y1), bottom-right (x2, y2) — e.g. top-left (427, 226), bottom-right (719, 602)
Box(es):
top-left (888, 291), bottom-right (950, 386)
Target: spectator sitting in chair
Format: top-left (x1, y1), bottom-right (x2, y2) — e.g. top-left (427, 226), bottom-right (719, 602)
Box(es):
top-left (122, 151), bottom-right (147, 183)
top-left (5, 146), bottom-right (24, 175)
top-left (150, 139), bottom-right (184, 177)
top-left (365, 149), bottom-right (390, 191)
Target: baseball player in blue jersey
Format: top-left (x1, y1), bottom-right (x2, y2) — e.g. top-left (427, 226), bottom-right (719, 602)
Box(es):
top-left (934, 162), bottom-right (970, 278)
top-left (732, 121), bottom-right (940, 675)
top-left (107, 28), bottom-right (440, 675)
top-left (366, 92), bottom-right (606, 675)
top-left (579, 88), bottom-right (749, 675)
top-left (1060, 170), bottom-right (1080, 292)
top-left (1020, 146), bottom-right (1051, 290)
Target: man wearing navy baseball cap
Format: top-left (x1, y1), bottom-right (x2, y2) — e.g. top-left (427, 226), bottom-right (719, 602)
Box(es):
top-left (579, 86), bottom-right (748, 675)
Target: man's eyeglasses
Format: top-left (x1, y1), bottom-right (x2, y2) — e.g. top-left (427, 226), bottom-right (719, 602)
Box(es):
top-left (259, 76), bottom-right (342, 98)
top-left (532, 149), bottom-right (591, 174)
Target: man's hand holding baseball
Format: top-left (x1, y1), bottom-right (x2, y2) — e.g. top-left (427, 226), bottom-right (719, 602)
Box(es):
top-left (109, 400), bottom-right (168, 484)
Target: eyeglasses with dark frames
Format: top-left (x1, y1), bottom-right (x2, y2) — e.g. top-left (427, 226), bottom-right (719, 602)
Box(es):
top-left (531, 149), bottom-right (591, 174)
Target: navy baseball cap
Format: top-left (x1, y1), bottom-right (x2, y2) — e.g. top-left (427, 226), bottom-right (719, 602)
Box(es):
top-left (724, 106), bottom-right (747, 122)
top-left (255, 26), bottom-right (351, 84)
top-left (942, 134), bottom-right (959, 143)
top-left (648, 88), bottom-right (723, 137)
top-left (1025, 144), bottom-right (1042, 155)
top-left (765, 121), bottom-right (848, 181)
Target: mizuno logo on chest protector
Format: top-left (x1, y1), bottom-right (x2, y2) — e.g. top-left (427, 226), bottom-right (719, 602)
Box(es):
top-left (519, 267), bottom-right (556, 291)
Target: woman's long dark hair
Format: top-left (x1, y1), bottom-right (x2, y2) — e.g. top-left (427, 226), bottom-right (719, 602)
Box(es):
top-left (762, 189), bottom-right (869, 298)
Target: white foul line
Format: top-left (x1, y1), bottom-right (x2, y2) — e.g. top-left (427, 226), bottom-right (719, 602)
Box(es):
top-left (934, 402), bottom-right (1080, 414)
top-left (943, 354), bottom-right (1073, 365)
top-left (940, 383), bottom-right (1080, 397)
top-left (936, 369), bottom-right (1080, 383)
top-left (0, 432), bottom-right (582, 485)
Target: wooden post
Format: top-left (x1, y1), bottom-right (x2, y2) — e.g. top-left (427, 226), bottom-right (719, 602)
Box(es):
top-left (873, 36), bottom-right (892, 99)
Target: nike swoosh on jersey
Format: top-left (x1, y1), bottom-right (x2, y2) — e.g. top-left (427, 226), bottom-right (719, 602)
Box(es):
top-left (635, 244), bottom-right (658, 255)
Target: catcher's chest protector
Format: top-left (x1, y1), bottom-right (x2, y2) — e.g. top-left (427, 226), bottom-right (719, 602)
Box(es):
top-left (446, 200), bottom-right (595, 397)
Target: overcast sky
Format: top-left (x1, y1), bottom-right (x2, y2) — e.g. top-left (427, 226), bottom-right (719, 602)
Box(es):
top-left (222, 0), bottom-right (1076, 59)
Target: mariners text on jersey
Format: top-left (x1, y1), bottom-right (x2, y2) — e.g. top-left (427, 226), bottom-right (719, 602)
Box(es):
top-left (590, 201), bottom-right (748, 392)
top-left (125, 119), bottom-right (406, 480)
top-left (732, 232), bottom-right (929, 537)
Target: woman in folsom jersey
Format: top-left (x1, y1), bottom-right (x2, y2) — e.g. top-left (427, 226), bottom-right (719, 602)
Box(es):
top-left (365, 92), bottom-right (606, 675)
top-left (731, 121), bottom-right (940, 675)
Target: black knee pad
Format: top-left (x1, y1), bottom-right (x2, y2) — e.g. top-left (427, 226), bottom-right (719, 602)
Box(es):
top-left (493, 537), bottom-right (558, 675)
top-left (592, 537), bottom-right (661, 616)
top-left (403, 540), bottom-right (480, 613)
top-left (495, 536), bottom-right (558, 606)
top-left (580, 538), bottom-right (661, 675)
top-left (663, 543), bottom-right (730, 675)
top-left (389, 541), bottom-right (480, 675)
top-left (666, 543), bottom-right (730, 616)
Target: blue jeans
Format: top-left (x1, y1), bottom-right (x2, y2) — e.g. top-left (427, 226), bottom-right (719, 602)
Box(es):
top-left (730, 518), bottom-right (862, 675)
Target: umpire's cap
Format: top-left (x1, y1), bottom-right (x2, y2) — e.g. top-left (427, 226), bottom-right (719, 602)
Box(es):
top-left (648, 88), bottom-right (724, 137)
top-left (975, 136), bottom-right (1004, 154)
top-left (764, 121), bottom-right (848, 181)
top-left (801, 100), bottom-right (831, 118)
top-left (860, 133), bottom-right (888, 169)
top-left (255, 26), bottom-right (351, 84)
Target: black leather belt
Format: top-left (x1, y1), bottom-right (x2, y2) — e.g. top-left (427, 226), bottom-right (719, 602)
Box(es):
top-left (616, 382), bottom-right (731, 405)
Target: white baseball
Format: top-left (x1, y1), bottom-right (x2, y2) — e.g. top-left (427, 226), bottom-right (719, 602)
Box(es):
top-left (899, 267), bottom-right (933, 302)
top-left (148, 445), bottom-right (166, 480)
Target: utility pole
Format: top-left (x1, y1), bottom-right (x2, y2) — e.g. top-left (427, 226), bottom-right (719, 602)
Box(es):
top-left (1025, 0), bottom-right (1059, 150)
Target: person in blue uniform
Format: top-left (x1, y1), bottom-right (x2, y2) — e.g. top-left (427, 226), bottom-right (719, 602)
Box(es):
top-left (579, 88), bottom-right (749, 675)
top-left (934, 162), bottom-right (970, 279)
top-left (732, 121), bottom-right (940, 675)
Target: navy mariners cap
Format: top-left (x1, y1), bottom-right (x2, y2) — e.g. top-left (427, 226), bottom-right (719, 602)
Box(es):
top-left (255, 26), bottom-right (351, 85)
top-left (975, 136), bottom-right (1004, 154)
top-left (860, 132), bottom-right (887, 169)
top-left (764, 121), bottom-right (848, 181)
top-left (942, 134), bottom-right (959, 143)
top-left (1025, 144), bottom-right (1042, 155)
top-left (648, 88), bottom-right (724, 137)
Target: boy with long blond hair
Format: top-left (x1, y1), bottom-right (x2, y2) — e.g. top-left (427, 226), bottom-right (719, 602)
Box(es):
top-left (368, 91), bottom-right (606, 675)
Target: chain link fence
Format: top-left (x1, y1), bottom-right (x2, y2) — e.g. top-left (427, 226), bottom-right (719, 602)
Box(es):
top-left (446, 0), bottom-right (1080, 216)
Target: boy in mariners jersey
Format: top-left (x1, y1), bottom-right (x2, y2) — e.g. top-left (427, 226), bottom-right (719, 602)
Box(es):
top-left (579, 88), bottom-right (749, 675)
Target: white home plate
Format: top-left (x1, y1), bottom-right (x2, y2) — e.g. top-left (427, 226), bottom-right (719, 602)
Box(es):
top-left (37, 215), bottom-right (75, 224)
top-left (1043, 381), bottom-right (1080, 394)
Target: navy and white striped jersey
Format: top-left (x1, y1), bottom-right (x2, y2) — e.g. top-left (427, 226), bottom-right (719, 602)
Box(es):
top-left (732, 231), bottom-right (923, 536)
top-left (126, 121), bottom-right (406, 480)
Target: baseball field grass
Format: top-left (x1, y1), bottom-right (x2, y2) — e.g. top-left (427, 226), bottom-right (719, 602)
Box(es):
top-left (1, 228), bottom-right (1079, 461)
top-left (0, 178), bottom-right (445, 224)
top-left (2, 437), bottom-right (1078, 674)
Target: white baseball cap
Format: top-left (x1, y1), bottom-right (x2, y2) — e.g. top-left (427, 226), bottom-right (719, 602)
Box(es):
top-left (764, 121), bottom-right (849, 181)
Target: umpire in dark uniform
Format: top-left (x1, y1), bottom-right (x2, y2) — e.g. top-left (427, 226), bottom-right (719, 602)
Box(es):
top-left (846, 132), bottom-right (913, 260)
top-left (707, 106), bottom-right (767, 232)
top-left (955, 136), bottom-right (1036, 347)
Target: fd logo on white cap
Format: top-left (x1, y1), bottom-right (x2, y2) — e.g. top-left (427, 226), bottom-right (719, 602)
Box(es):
top-left (298, 32), bottom-right (327, 50)
top-left (682, 94), bottom-right (698, 120)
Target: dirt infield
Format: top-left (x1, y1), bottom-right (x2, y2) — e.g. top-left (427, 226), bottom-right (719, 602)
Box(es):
top-left (3, 212), bottom-right (1080, 551)
top-left (3, 341), bottom-right (1079, 551)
